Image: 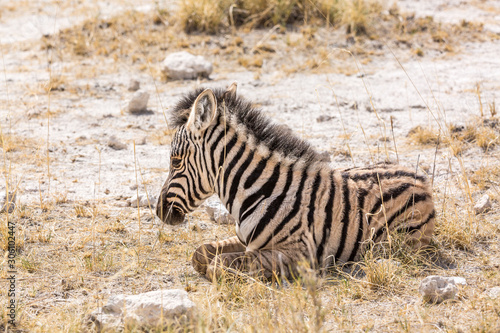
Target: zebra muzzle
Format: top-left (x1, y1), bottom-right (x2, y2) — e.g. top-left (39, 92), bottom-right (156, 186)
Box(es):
top-left (156, 200), bottom-right (186, 225)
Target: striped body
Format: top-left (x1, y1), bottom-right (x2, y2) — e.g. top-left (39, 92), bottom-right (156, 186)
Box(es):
top-left (157, 85), bottom-right (435, 280)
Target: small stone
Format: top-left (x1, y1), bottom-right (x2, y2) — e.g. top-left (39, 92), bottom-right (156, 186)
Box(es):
top-left (316, 115), bottom-right (333, 123)
top-left (128, 194), bottom-right (155, 208)
top-left (115, 201), bottom-right (130, 207)
top-left (128, 79), bottom-right (140, 92)
top-left (485, 286), bottom-right (500, 299)
top-left (474, 194), bottom-right (491, 214)
top-left (0, 191), bottom-right (16, 213)
top-left (203, 200), bottom-right (235, 224)
top-left (88, 289), bottom-right (195, 330)
top-left (137, 136), bottom-right (147, 145)
top-left (419, 276), bottom-right (466, 304)
top-left (161, 51), bottom-right (213, 80)
top-left (127, 90), bottom-right (150, 113)
top-left (107, 136), bottom-right (127, 150)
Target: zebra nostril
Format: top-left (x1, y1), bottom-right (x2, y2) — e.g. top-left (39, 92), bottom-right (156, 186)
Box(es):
top-left (156, 198), bottom-right (186, 225)
top-left (165, 209), bottom-right (185, 225)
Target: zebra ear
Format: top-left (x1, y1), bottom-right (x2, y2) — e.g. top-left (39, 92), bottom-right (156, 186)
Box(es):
top-left (186, 89), bottom-right (217, 132)
top-left (223, 82), bottom-right (237, 100)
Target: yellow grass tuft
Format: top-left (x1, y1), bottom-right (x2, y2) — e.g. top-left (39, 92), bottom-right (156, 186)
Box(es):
top-left (361, 255), bottom-right (398, 291)
top-left (407, 125), bottom-right (440, 145)
top-left (178, 0), bottom-right (232, 34)
top-left (177, 0), bottom-right (383, 34)
top-left (238, 54), bottom-right (264, 68)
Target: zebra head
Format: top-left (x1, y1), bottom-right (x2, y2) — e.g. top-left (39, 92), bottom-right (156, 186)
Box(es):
top-left (156, 87), bottom-right (226, 225)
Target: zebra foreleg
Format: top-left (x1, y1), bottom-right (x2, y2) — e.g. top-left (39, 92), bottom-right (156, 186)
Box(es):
top-left (206, 249), bottom-right (298, 281)
top-left (192, 236), bottom-right (246, 276)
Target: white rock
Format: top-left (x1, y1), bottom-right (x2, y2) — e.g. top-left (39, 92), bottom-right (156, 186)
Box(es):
top-left (128, 194), bottom-right (155, 208)
top-left (0, 192), bottom-right (16, 213)
top-left (161, 51), bottom-right (213, 80)
top-left (107, 136), bottom-right (127, 150)
top-left (89, 289), bottom-right (195, 330)
top-left (485, 286), bottom-right (500, 299)
top-left (128, 90), bottom-right (150, 113)
top-left (474, 194), bottom-right (491, 214)
top-left (203, 200), bottom-right (235, 224)
top-left (128, 79), bottom-right (140, 92)
top-left (447, 276), bottom-right (467, 287)
top-left (419, 275), bottom-right (466, 304)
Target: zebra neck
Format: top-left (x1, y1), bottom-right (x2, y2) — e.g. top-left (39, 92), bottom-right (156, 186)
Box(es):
top-left (210, 126), bottom-right (303, 228)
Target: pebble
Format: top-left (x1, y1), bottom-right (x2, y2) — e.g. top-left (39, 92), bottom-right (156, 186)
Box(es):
top-left (128, 79), bottom-right (140, 92)
top-left (316, 115), bottom-right (333, 123)
top-left (127, 90), bottom-right (150, 113)
top-left (474, 194), bottom-right (491, 214)
top-left (128, 194), bottom-right (156, 208)
top-left (107, 136), bottom-right (127, 150)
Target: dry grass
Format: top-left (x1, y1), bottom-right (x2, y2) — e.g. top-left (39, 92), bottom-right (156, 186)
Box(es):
top-left (0, 133), bottom-right (37, 153)
top-left (407, 125), bottom-right (440, 146)
top-left (29, 0), bottom-right (489, 83)
top-left (408, 114), bottom-right (500, 155)
top-left (177, 0), bottom-right (383, 34)
top-left (470, 164), bottom-right (500, 190)
top-left (178, 0), bottom-right (232, 34)
top-left (3, 163), bottom-right (499, 332)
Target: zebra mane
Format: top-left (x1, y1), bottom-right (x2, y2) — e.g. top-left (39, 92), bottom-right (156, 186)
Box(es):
top-left (170, 87), bottom-right (322, 163)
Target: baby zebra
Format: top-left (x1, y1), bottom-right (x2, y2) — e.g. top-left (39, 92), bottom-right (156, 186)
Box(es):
top-left (156, 83), bottom-right (435, 281)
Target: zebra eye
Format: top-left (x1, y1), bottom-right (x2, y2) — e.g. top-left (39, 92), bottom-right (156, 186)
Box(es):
top-left (171, 157), bottom-right (182, 169)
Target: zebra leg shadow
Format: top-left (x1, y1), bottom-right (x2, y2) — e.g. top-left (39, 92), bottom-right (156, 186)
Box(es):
top-left (205, 249), bottom-right (298, 282)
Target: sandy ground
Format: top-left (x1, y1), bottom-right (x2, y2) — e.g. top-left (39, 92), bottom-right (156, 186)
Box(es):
top-left (1, 0), bottom-right (500, 331)
top-left (0, 1), bottom-right (498, 205)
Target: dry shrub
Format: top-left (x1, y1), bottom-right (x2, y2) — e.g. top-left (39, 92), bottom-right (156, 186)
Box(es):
top-left (338, 0), bottom-right (382, 35)
top-left (408, 116), bottom-right (500, 153)
top-left (434, 208), bottom-right (475, 251)
top-left (470, 165), bottom-right (500, 190)
top-left (53, 10), bottom-right (173, 65)
top-left (0, 133), bottom-right (37, 153)
top-left (178, 0), bottom-right (383, 33)
top-left (361, 255), bottom-right (398, 291)
top-left (450, 118), bottom-right (500, 151)
top-left (178, 0), bottom-right (232, 34)
top-left (407, 125), bottom-right (440, 145)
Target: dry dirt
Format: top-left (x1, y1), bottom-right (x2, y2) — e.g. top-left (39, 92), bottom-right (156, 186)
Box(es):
top-left (1, 0), bottom-right (500, 332)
